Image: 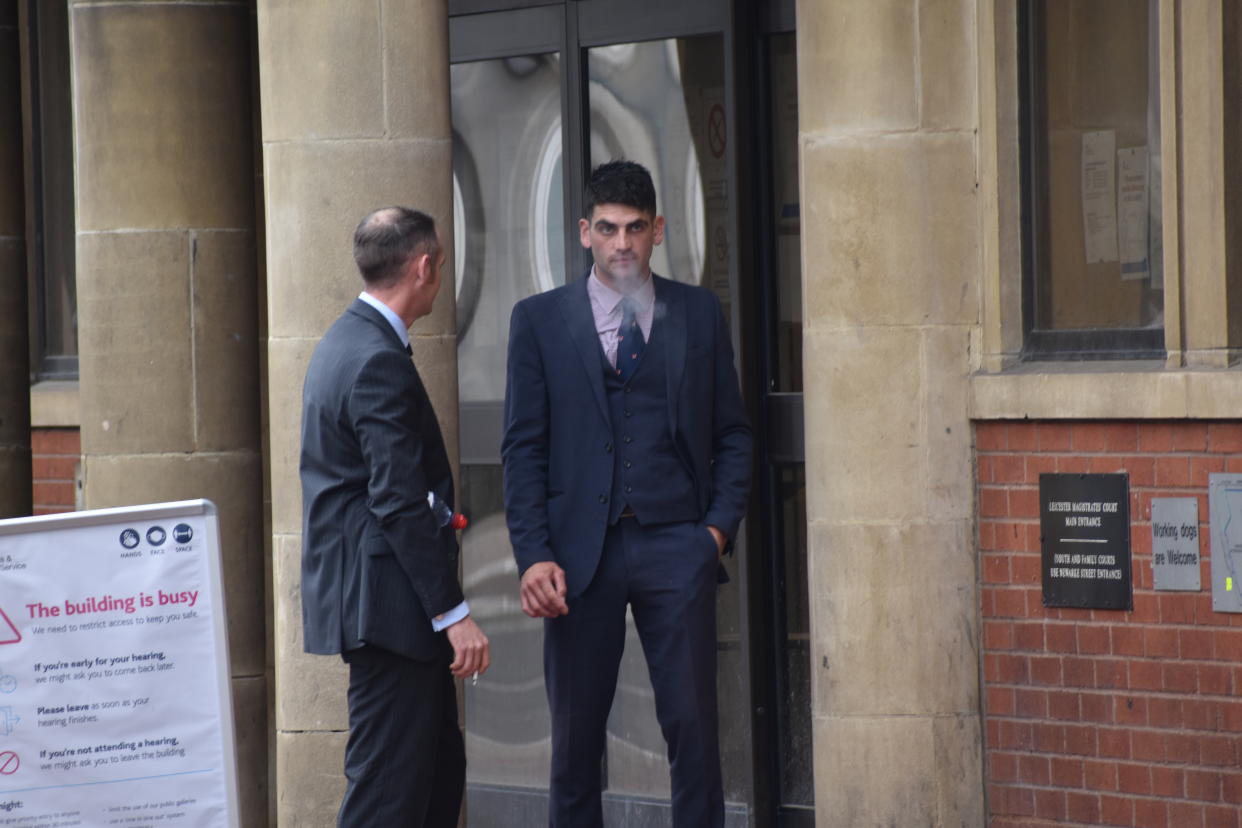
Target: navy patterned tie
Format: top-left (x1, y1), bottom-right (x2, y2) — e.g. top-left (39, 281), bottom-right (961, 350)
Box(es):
top-left (616, 297), bottom-right (646, 382)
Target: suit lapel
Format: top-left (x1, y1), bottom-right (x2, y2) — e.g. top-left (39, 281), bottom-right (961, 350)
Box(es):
top-left (655, 275), bottom-right (685, 436)
top-left (556, 275), bottom-right (611, 425)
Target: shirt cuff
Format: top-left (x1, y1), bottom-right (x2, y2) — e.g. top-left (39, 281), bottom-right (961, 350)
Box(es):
top-left (431, 600), bottom-right (470, 632)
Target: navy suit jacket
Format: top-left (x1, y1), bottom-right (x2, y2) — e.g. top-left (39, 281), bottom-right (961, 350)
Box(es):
top-left (502, 274), bottom-right (752, 598)
top-left (300, 299), bottom-right (464, 661)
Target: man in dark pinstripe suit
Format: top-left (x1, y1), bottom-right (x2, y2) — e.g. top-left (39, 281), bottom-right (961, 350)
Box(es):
top-left (300, 207), bottom-right (489, 827)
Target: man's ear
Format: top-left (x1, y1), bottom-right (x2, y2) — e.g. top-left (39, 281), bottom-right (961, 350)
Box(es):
top-left (579, 217), bottom-right (592, 249)
top-left (652, 215), bottom-right (665, 246)
top-left (412, 251), bottom-right (434, 286)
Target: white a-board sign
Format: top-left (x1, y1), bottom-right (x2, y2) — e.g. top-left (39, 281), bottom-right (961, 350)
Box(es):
top-left (0, 500), bottom-right (239, 828)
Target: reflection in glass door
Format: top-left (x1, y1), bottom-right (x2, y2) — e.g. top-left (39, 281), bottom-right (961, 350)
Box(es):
top-left (584, 35), bottom-right (752, 816)
top-left (586, 39), bottom-right (713, 295)
top-left (451, 3), bottom-right (749, 825)
top-left (451, 48), bottom-right (564, 801)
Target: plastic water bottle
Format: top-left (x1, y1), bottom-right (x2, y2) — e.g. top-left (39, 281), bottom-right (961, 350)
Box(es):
top-left (427, 491), bottom-right (468, 530)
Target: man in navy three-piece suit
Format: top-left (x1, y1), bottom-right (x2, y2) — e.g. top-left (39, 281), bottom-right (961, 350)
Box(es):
top-left (503, 161), bottom-right (752, 827)
top-left (300, 207), bottom-right (490, 827)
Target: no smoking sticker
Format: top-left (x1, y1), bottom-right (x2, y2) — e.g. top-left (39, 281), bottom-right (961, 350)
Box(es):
top-left (708, 103), bottom-right (726, 159)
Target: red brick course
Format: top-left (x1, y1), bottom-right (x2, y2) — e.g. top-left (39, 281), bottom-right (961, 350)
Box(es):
top-left (977, 420), bottom-right (1242, 828)
top-left (31, 428), bottom-right (79, 515)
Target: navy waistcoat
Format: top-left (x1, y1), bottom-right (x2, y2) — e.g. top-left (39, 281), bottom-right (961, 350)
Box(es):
top-left (602, 322), bottom-right (699, 525)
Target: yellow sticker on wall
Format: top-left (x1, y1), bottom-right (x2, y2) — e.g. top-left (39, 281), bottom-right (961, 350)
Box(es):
top-left (1229, 577), bottom-right (1235, 592)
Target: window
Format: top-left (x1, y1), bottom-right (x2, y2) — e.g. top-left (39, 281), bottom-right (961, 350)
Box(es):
top-left (25, 0), bottom-right (77, 380)
top-left (1021, 0), bottom-right (1162, 359)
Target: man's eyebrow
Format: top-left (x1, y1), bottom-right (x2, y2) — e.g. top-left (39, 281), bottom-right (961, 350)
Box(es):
top-left (594, 218), bottom-right (617, 229)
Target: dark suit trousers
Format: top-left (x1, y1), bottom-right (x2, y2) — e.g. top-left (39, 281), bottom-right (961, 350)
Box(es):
top-left (545, 518), bottom-right (724, 828)
top-left (339, 645), bottom-right (464, 828)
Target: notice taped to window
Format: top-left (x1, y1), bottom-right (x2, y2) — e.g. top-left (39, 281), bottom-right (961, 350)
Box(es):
top-left (1082, 130), bottom-right (1119, 264)
top-left (0, 500), bottom-right (239, 827)
top-left (1117, 146), bottom-right (1150, 281)
top-left (1040, 474), bottom-right (1132, 610)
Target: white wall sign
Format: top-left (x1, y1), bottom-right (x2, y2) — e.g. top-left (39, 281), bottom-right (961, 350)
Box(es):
top-left (0, 500), bottom-right (239, 827)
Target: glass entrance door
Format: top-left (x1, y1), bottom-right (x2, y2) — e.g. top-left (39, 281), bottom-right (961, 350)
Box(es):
top-left (448, 2), bottom-right (791, 824)
top-left (581, 31), bottom-right (750, 818)
top-left (449, 9), bottom-right (565, 810)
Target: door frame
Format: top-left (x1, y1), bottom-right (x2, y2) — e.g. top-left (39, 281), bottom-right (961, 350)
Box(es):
top-left (448, 2), bottom-right (811, 824)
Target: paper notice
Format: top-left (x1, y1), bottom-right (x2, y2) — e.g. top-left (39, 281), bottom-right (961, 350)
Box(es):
top-left (1082, 130), bottom-right (1118, 264)
top-left (1148, 150), bottom-right (1163, 288)
top-left (1117, 146), bottom-right (1149, 281)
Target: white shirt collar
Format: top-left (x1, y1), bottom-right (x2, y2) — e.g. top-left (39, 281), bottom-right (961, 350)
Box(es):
top-left (357, 291), bottom-right (410, 350)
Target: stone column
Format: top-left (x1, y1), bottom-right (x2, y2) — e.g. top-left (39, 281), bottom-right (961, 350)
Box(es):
top-left (1178, 0), bottom-right (1233, 366)
top-left (796, 1), bottom-right (984, 824)
top-left (70, 2), bottom-right (265, 823)
top-left (256, 2), bottom-right (457, 823)
top-left (0, 6), bottom-right (31, 520)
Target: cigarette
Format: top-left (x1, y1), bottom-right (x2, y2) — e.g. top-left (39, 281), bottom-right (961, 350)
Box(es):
top-left (471, 671), bottom-right (478, 686)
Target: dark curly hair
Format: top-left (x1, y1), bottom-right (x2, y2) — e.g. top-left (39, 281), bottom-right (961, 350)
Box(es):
top-left (583, 160), bottom-right (656, 218)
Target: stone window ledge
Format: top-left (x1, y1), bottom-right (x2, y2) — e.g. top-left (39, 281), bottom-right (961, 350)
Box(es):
top-left (30, 380), bottom-right (80, 428)
top-left (971, 363), bottom-right (1242, 421)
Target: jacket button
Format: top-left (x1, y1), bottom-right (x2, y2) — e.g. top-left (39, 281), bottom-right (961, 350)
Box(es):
top-left (599, 494), bottom-right (608, 504)
top-left (605, 442), bottom-right (612, 453)
top-left (624, 386), bottom-right (632, 394)
top-left (624, 436), bottom-right (632, 444)
top-left (624, 461), bottom-right (632, 469)
top-left (624, 410), bottom-right (632, 418)
top-left (624, 485), bottom-right (632, 494)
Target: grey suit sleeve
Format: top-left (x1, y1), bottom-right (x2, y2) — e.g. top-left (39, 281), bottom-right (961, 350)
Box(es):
top-left (350, 349), bottom-right (464, 619)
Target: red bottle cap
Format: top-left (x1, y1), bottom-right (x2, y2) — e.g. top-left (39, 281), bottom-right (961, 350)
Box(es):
top-left (451, 513), bottom-right (468, 531)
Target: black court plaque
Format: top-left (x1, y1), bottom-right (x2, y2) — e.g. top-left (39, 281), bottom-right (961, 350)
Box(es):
top-left (1039, 473), bottom-right (1132, 609)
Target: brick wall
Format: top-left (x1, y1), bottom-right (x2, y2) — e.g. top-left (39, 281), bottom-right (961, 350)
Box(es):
top-left (31, 427), bottom-right (80, 515)
top-left (977, 421), bottom-right (1242, 828)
